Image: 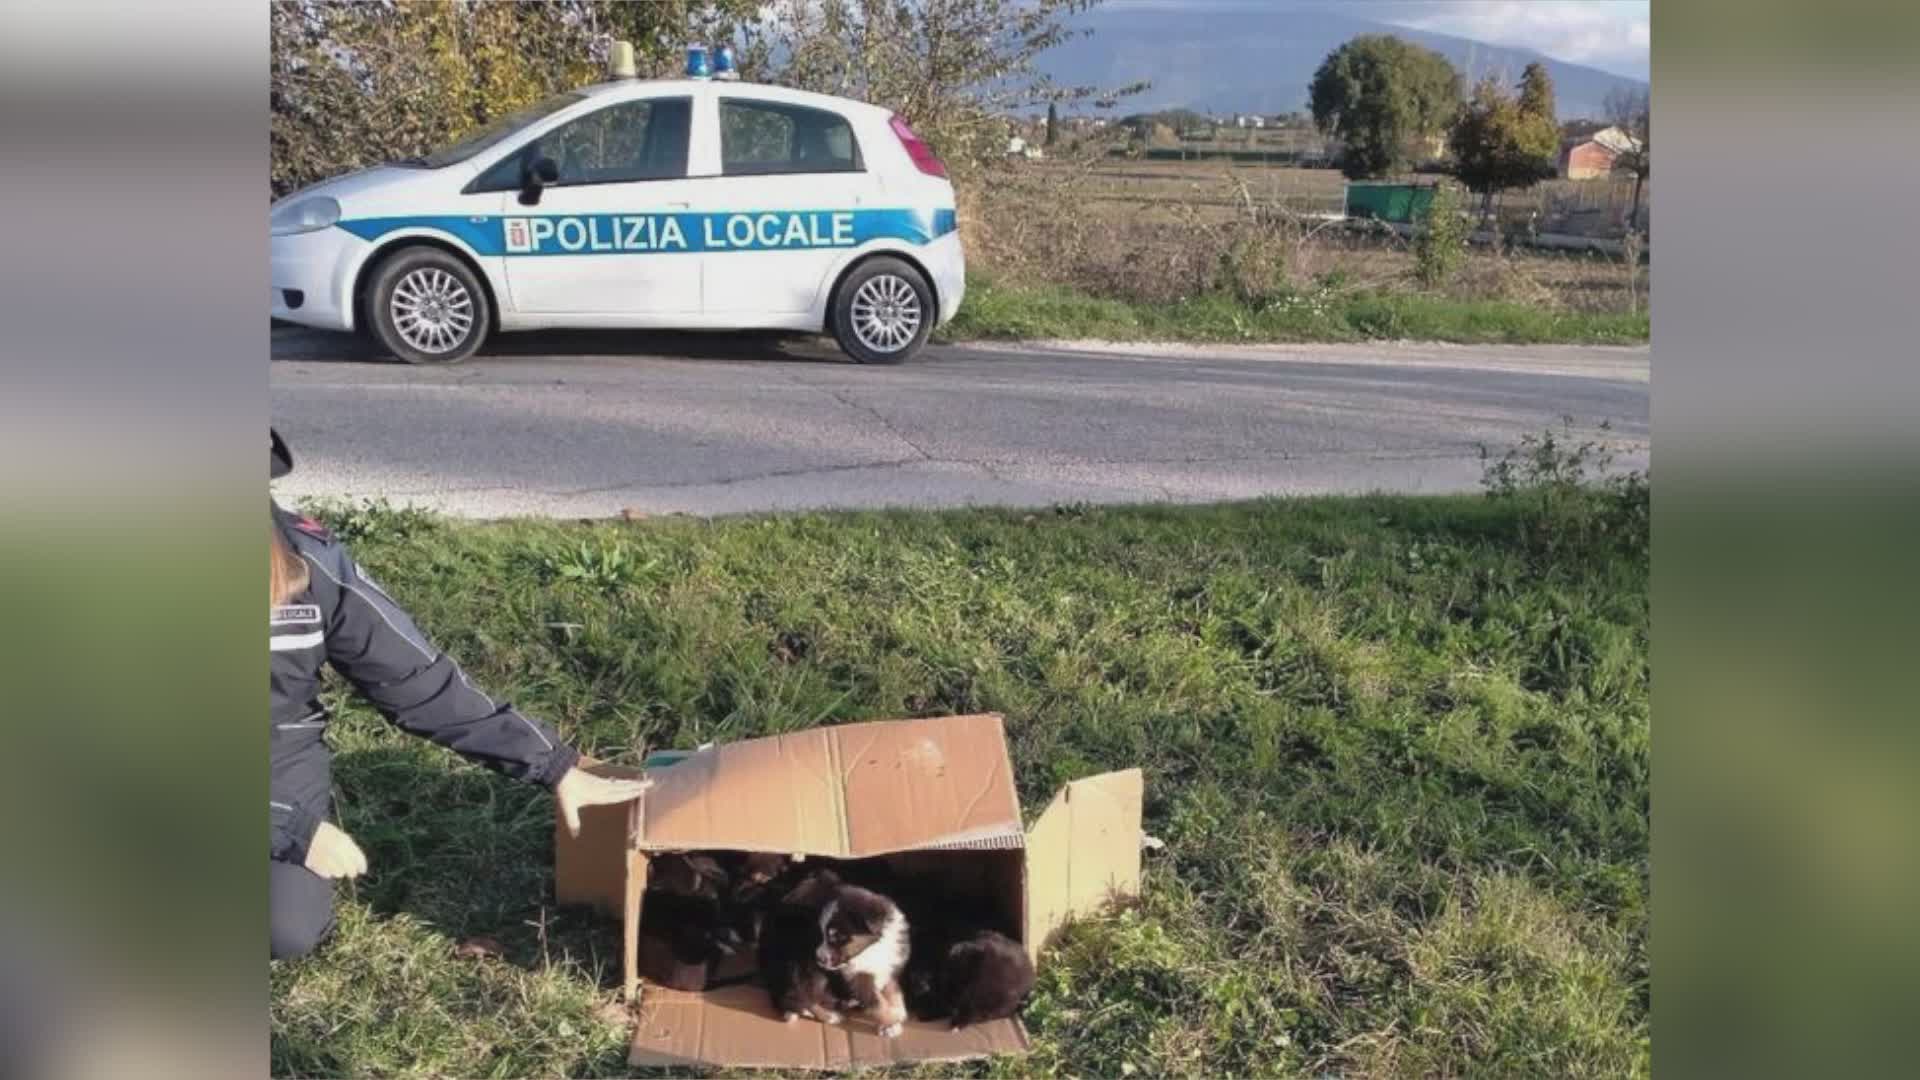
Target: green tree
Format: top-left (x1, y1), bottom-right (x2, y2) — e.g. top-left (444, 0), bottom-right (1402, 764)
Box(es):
top-left (1518, 61), bottom-right (1555, 122)
top-left (1309, 34), bottom-right (1462, 179)
top-left (1046, 101), bottom-right (1059, 146)
top-left (269, 1), bottom-right (764, 197)
top-left (1447, 74), bottom-right (1559, 223)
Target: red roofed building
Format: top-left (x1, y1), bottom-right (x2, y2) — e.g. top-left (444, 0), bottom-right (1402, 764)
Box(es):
top-left (1560, 124), bottom-right (1643, 180)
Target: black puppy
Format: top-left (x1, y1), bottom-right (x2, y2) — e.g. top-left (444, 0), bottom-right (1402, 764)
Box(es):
top-left (758, 868), bottom-right (855, 1025)
top-left (906, 929), bottom-right (1034, 1029)
top-left (648, 852), bottom-right (731, 899)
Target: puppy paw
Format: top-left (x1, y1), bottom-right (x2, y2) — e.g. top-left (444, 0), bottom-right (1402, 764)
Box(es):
top-left (782, 1012), bottom-right (799, 1024)
top-left (879, 1022), bottom-right (904, 1038)
top-left (820, 1010), bottom-right (844, 1026)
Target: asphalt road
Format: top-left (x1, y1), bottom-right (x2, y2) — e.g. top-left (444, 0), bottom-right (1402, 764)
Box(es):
top-left (270, 327), bottom-right (1649, 518)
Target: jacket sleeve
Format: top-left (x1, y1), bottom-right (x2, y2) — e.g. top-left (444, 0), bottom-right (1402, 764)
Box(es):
top-left (303, 539), bottom-right (580, 788)
top-left (271, 799), bottom-right (323, 864)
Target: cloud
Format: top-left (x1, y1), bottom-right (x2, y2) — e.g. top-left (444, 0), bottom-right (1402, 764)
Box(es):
top-left (1375, 1), bottom-right (1650, 79)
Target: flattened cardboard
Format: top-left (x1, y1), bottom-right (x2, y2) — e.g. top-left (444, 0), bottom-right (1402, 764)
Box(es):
top-left (628, 983), bottom-right (1030, 1070)
top-left (632, 714), bottom-right (1023, 857)
top-left (1023, 769), bottom-right (1145, 962)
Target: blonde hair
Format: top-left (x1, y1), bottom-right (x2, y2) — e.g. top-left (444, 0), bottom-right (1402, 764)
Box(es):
top-left (270, 518), bottom-right (309, 606)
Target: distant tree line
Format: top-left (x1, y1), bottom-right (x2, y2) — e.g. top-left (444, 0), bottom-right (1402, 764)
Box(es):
top-left (1306, 33), bottom-right (1648, 225)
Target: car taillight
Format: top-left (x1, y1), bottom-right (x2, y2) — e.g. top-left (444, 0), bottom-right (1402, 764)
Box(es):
top-left (888, 115), bottom-right (947, 179)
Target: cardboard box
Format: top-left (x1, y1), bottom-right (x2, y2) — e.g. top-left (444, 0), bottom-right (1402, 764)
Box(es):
top-left (554, 713), bottom-right (1143, 1070)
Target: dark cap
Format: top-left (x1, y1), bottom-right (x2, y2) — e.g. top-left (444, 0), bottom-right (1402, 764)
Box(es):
top-left (271, 428), bottom-right (293, 479)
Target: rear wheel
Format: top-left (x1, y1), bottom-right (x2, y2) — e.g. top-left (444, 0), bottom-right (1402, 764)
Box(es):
top-left (367, 247), bottom-right (490, 364)
top-left (830, 257), bottom-right (933, 365)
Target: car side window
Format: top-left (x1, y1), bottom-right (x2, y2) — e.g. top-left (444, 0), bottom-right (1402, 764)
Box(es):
top-left (471, 97), bottom-right (692, 192)
top-left (720, 99), bottom-right (862, 176)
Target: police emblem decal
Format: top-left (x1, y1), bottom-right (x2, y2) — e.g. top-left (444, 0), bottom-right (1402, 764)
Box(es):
top-left (504, 217), bottom-right (533, 253)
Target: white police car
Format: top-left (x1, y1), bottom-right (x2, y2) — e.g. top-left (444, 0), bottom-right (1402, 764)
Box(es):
top-left (269, 63), bottom-right (962, 365)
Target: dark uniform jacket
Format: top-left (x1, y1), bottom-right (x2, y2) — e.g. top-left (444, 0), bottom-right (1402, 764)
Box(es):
top-left (269, 502), bottom-right (578, 864)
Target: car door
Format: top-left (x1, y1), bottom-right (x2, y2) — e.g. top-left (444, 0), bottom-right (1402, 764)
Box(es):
top-left (699, 96), bottom-right (880, 316)
top-left (483, 94), bottom-right (704, 316)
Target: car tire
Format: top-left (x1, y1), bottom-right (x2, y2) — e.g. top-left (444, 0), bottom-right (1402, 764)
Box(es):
top-left (830, 257), bottom-right (933, 365)
top-left (366, 247), bottom-right (490, 365)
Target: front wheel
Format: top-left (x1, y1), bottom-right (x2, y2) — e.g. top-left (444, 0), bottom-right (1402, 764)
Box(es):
top-left (367, 248), bottom-right (490, 365)
top-left (830, 257), bottom-right (933, 365)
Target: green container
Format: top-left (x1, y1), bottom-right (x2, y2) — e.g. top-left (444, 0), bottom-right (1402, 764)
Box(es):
top-left (1344, 182), bottom-right (1437, 223)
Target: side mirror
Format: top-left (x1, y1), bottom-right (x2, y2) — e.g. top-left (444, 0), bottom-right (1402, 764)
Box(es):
top-left (518, 156), bottom-right (559, 206)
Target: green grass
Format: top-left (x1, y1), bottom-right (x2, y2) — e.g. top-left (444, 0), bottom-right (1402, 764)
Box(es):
top-left (270, 493), bottom-right (1648, 1078)
top-left (940, 275), bottom-right (1650, 347)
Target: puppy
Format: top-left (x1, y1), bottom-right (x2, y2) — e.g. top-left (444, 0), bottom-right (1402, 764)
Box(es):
top-left (759, 868), bottom-right (854, 1025)
top-left (648, 852), bottom-right (731, 900)
top-left (816, 884), bottom-right (912, 1037)
top-left (907, 930), bottom-right (1033, 1029)
top-left (727, 852), bottom-right (794, 899)
top-left (637, 891), bottom-right (734, 990)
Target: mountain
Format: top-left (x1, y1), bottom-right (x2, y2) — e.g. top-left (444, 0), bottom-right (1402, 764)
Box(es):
top-left (1043, 3), bottom-right (1647, 120)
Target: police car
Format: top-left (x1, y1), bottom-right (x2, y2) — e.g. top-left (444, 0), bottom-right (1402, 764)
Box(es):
top-left (269, 47), bottom-right (962, 365)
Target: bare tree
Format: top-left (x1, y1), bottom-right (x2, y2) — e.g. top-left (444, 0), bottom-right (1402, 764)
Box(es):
top-left (1605, 84), bottom-right (1650, 231)
top-left (764, 0), bottom-right (1140, 177)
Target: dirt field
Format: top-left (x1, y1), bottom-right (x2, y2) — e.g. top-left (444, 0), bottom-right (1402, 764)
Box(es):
top-left (964, 157), bottom-right (1648, 315)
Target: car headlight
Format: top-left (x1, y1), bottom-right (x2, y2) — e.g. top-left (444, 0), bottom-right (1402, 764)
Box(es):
top-left (270, 196), bottom-right (342, 236)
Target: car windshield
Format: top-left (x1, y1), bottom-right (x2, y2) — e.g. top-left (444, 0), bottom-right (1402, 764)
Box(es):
top-left (399, 92), bottom-right (587, 168)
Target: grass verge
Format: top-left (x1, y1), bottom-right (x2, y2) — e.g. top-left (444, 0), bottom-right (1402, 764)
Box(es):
top-left (270, 493), bottom-right (1648, 1077)
top-left (939, 275), bottom-right (1649, 347)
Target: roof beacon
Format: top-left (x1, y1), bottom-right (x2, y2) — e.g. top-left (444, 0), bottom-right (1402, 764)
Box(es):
top-left (607, 40), bottom-right (637, 79)
top-left (713, 44), bottom-right (739, 80)
top-left (685, 43), bottom-right (711, 79)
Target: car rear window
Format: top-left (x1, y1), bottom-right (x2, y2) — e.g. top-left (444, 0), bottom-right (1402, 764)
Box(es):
top-left (720, 99), bottom-right (862, 176)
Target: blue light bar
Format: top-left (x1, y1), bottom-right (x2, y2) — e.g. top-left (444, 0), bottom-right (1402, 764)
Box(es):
top-left (714, 44), bottom-right (738, 80)
top-left (685, 43), bottom-right (710, 79)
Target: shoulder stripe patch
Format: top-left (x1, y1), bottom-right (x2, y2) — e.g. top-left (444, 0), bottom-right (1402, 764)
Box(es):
top-left (271, 630), bottom-right (325, 651)
top-left (271, 604), bottom-right (322, 626)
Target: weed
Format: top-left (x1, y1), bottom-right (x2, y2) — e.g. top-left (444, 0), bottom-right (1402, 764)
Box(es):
top-left (1414, 182), bottom-right (1470, 289)
top-left (304, 498), bottom-right (443, 545)
top-left (1481, 418), bottom-right (1650, 560)
top-left (541, 541), bottom-right (657, 595)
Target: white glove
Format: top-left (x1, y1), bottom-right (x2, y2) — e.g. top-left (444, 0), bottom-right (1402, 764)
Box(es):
top-left (555, 767), bottom-right (654, 837)
top-left (304, 821), bottom-right (368, 879)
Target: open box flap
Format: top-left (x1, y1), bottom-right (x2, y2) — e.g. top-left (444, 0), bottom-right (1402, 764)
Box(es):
top-left (632, 714), bottom-right (1023, 858)
top-left (553, 757), bottom-right (646, 914)
top-left (1022, 768), bottom-right (1145, 962)
top-left (628, 982), bottom-right (1029, 1069)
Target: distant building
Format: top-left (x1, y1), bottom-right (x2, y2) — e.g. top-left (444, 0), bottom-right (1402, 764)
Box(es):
top-left (1233, 113), bottom-right (1265, 129)
top-left (1005, 135), bottom-right (1044, 161)
top-left (1560, 124), bottom-right (1643, 180)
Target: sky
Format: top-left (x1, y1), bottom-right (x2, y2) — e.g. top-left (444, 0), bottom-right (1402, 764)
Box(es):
top-left (1371, 1), bottom-right (1650, 80)
top-left (1103, 1), bottom-right (1652, 81)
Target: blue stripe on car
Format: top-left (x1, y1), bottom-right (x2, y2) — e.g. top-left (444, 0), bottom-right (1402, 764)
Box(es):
top-left (336, 208), bottom-right (957, 256)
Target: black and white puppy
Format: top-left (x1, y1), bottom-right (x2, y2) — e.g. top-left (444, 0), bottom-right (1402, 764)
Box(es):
top-left (759, 868), bottom-right (855, 1026)
top-left (815, 884), bottom-right (912, 1037)
top-left (906, 929), bottom-right (1034, 1029)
